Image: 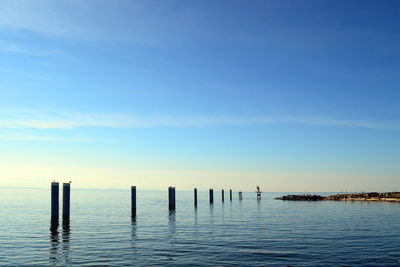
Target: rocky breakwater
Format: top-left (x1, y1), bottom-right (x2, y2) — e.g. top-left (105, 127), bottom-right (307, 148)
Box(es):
top-left (275, 194), bottom-right (326, 201)
top-left (276, 192), bottom-right (400, 202)
top-left (326, 192), bottom-right (400, 202)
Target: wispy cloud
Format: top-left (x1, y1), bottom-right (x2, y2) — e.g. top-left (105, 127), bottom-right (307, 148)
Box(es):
top-left (0, 134), bottom-right (95, 142)
top-left (0, 0), bottom-right (257, 46)
top-left (0, 110), bottom-right (399, 131)
top-left (284, 116), bottom-right (400, 130)
top-left (0, 0), bottom-right (185, 45)
top-left (0, 41), bottom-right (60, 56)
top-left (0, 111), bottom-right (271, 129)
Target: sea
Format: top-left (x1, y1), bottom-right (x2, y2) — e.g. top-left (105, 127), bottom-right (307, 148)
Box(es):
top-left (0, 187), bottom-right (399, 266)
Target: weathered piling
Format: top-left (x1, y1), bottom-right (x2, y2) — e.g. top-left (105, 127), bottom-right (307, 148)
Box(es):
top-left (230, 189), bottom-right (232, 201)
top-left (209, 189), bottom-right (214, 204)
top-left (172, 187), bottom-right (176, 210)
top-left (194, 188), bottom-right (197, 207)
top-left (62, 183), bottom-right (70, 218)
top-left (131, 186), bottom-right (136, 217)
top-left (239, 191), bottom-right (243, 201)
top-left (222, 189), bottom-right (224, 202)
top-left (168, 187), bottom-right (172, 210)
top-left (168, 186), bottom-right (176, 211)
top-left (51, 182), bottom-right (59, 217)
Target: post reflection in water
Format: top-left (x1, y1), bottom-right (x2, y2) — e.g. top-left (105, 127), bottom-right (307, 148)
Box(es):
top-left (194, 207), bottom-right (198, 226)
top-left (131, 216), bottom-right (137, 241)
top-left (168, 211), bottom-right (176, 237)
top-left (167, 211), bottom-right (177, 261)
top-left (221, 202), bottom-right (225, 221)
top-left (49, 217), bottom-right (71, 265)
top-left (193, 206), bottom-right (199, 239)
top-left (130, 216), bottom-right (138, 260)
top-left (62, 218), bottom-right (71, 264)
top-left (49, 217), bottom-right (59, 264)
top-left (229, 199), bottom-right (233, 217)
top-left (209, 203), bottom-right (215, 224)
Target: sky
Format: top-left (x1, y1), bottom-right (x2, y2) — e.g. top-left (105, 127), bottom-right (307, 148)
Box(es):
top-left (0, 0), bottom-right (399, 191)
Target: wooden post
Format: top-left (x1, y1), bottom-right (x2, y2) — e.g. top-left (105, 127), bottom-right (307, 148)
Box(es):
top-left (169, 186), bottom-right (176, 211)
top-left (194, 188), bottom-right (197, 207)
top-left (209, 189), bottom-right (214, 204)
top-left (222, 189), bottom-right (224, 202)
top-left (131, 186), bottom-right (136, 217)
top-left (168, 187), bottom-right (172, 210)
top-left (239, 191), bottom-right (243, 201)
top-left (230, 189), bottom-right (232, 201)
top-left (62, 183), bottom-right (70, 218)
top-left (172, 187), bottom-right (176, 210)
top-left (51, 182), bottom-right (59, 218)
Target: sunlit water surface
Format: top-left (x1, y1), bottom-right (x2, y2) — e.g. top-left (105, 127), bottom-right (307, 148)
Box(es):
top-left (0, 188), bottom-right (399, 266)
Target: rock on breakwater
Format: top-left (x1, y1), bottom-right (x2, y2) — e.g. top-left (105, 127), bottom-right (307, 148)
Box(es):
top-left (275, 194), bottom-right (326, 201)
top-left (276, 192), bottom-right (400, 202)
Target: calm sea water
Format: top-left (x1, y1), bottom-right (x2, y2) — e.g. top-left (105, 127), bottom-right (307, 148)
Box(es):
top-left (0, 188), bottom-right (399, 266)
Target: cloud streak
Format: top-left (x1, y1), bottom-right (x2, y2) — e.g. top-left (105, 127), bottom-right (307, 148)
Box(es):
top-left (0, 133), bottom-right (98, 142)
top-left (0, 110), bottom-right (399, 131)
top-left (0, 41), bottom-right (61, 56)
top-left (0, 0), bottom-right (190, 45)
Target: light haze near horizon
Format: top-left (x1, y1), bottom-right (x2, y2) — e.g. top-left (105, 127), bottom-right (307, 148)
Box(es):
top-left (0, 0), bottom-right (399, 192)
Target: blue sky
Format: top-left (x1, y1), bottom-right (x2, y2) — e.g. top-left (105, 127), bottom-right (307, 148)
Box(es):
top-left (0, 0), bottom-right (399, 191)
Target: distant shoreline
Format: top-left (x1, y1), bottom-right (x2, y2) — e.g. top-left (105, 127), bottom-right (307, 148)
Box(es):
top-left (276, 192), bottom-right (400, 202)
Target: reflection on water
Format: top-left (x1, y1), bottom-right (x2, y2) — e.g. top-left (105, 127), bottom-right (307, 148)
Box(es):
top-left (131, 217), bottom-right (137, 240)
top-left (166, 211), bottom-right (177, 262)
top-left (62, 218), bottom-right (71, 264)
top-left (49, 217), bottom-right (59, 264)
top-left (209, 204), bottom-right (214, 215)
top-left (194, 207), bottom-right (198, 226)
top-left (168, 211), bottom-right (176, 237)
top-left (130, 216), bottom-right (138, 260)
top-left (209, 204), bottom-right (215, 224)
top-left (221, 201), bottom-right (225, 219)
top-left (49, 218), bottom-right (71, 265)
